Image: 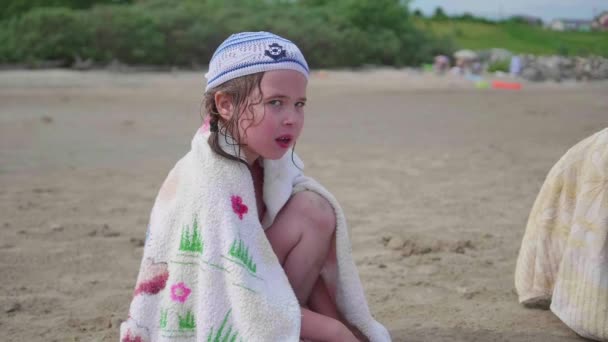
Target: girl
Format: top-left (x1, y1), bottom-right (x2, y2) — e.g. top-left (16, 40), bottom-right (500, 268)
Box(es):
top-left (120, 32), bottom-right (390, 342)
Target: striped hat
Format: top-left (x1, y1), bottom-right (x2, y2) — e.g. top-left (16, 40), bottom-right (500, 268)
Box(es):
top-left (204, 32), bottom-right (309, 91)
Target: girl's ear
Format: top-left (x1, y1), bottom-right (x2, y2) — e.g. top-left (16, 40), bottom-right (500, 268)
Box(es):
top-left (214, 91), bottom-right (234, 121)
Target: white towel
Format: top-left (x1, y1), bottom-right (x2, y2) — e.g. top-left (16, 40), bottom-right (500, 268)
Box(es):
top-left (120, 127), bottom-right (391, 341)
top-left (515, 128), bottom-right (608, 341)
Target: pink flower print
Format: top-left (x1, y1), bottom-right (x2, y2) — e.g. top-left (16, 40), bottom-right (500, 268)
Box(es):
top-left (170, 282), bottom-right (191, 303)
top-left (134, 272), bottom-right (169, 296)
top-left (133, 259), bottom-right (169, 296)
top-left (231, 195), bottom-right (248, 220)
top-left (122, 330), bottom-right (143, 342)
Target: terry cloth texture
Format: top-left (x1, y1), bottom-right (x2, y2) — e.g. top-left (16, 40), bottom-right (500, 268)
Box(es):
top-left (515, 128), bottom-right (608, 341)
top-left (119, 125), bottom-right (391, 341)
top-left (204, 31), bottom-right (309, 91)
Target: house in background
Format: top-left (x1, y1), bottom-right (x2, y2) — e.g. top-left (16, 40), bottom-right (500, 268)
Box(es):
top-left (549, 19), bottom-right (593, 31)
top-left (592, 11), bottom-right (608, 31)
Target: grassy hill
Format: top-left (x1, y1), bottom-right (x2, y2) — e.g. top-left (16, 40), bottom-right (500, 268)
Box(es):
top-left (415, 19), bottom-right (608, 57)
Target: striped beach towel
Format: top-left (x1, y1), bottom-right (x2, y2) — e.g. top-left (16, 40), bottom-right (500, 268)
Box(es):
top-left (515, 128), bottom-right (608, 341)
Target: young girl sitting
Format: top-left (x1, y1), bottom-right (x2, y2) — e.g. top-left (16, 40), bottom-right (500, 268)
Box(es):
top-left (120, 32), bottom-right (390, 342)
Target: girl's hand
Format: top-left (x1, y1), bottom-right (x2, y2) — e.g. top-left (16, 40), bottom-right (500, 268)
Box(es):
top-left (332, 322), bottom-right (360, 342)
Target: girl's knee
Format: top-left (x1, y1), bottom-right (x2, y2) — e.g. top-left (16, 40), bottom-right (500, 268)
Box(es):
top-left (290, 191), bottom-right (336, 236)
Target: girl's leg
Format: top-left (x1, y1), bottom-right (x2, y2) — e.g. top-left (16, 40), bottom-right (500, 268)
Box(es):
top-left (265, 191), bottom-right (365, 341)
top-left (300, 307), bottom-right (358, 342)
top-left (308, 276), bottom-right (340, 320)
top-left (264, 190), bottom-right (336, 304)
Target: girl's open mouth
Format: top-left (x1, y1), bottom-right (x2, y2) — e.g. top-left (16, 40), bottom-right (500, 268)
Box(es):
top-left (275, 135), bottom-right (293, 148)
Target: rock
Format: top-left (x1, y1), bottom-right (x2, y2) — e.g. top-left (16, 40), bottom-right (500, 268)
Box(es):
top-left (107, 59), bottom-right (128, 72)
top-left (541, 56), bottom-right (563, 82)
top-left (457, 286), bottom-right (479, 299)
top-left (489, 48), bottom-right (513, 63)
top-left (417, 246), bottom-right (433, 255)
top-left (451, 240), bottom-right (474, 254)
top-left (521, 67), bottom-right (544, 82)
top-left (401, 244), bottom-right (415, 257)
top-left (386, 236), bottom-right (405, 250)
top-left (519, 55), bottom-right (608, 82)
top-left (72, 56), bottom-right (93, 70)
top-left (109, 316), bottom-right (124, 329)
top-left (130, 237), bottom-right (145, 247)
top-left (103, 230), bottom-right (120, 238)
top-left (101, 224), bottom-right (120, 237)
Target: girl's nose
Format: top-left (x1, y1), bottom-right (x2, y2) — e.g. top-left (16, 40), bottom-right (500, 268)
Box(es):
top-left (283, 113), bottom-right (295, 126)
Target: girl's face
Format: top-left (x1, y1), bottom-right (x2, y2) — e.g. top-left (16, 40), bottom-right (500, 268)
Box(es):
top-left (237, 70), bottom-right (307, 165)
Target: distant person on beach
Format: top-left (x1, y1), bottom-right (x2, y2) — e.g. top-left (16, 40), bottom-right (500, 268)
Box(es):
top-left (509, 56), bottom-right (521, 77)
top-left (119, 32), bottom-right (390, 342)
top-left (515, 128), bottom-right (608, 341)
top-left (434, 55), bottom-right (450, 75)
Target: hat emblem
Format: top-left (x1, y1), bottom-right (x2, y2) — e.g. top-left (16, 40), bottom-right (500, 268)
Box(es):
top-left (265, 43), bottom-right (286, 61)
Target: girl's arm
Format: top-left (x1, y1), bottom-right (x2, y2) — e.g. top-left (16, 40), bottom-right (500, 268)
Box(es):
top-left (300, 307), bottom-right (359, 342)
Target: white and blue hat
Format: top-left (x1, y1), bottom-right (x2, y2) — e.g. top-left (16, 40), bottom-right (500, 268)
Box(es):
top-left (204, 31), bottom-right (309, 91)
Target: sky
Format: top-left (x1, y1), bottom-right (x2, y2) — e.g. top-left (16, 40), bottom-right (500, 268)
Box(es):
top-left (411, 0), bottom-right (608, 22)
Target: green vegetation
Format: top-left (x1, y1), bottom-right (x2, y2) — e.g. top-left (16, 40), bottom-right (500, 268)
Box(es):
top-left (0, 0), bottom-right (452, 67)
top-left (416, 19), bottom-right (608, 57)
top-left (0, 0), bottom-right (132, 21)
top-left (1, 1), bottom-right (605, 67)
top-left (487, 60), bottom-right (510, 73)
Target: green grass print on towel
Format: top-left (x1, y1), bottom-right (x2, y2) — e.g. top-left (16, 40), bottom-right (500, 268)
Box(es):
top-left (228, 238), bottom-right (257, 274)
top-left (179, 217), bottom-right (203, 253)
top-left (178, 310), bottom-right (196, 331)
top-left (207, 309), bottom-right (241, 342)
top-left (160, 308), bottom-right (168, 329)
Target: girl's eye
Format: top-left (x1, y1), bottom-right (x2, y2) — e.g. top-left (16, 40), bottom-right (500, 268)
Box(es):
top-left (295, 102), bottom-right (306, 108)
top-left (268, 100), bottom-right (282, 106)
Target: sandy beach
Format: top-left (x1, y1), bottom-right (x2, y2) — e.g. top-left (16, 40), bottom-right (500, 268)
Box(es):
top-left (1, 69), bottom-right (607, 341)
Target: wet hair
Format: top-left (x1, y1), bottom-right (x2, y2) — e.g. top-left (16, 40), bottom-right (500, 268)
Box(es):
top-left (202, 72), bottom-right (265, 169)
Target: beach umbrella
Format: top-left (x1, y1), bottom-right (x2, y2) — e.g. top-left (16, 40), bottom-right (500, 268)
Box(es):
top-left (454, 49), bottom-right (478, 60)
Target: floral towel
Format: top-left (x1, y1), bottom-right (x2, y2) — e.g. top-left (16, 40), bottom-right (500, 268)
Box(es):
top-left (515, 128), bottom-right (608, 341)
top-left (120, 127), bottom-right (391, 341)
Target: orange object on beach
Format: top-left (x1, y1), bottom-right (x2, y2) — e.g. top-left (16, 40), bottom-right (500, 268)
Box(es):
top-left (492, 80), bottom-right (522, 90)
